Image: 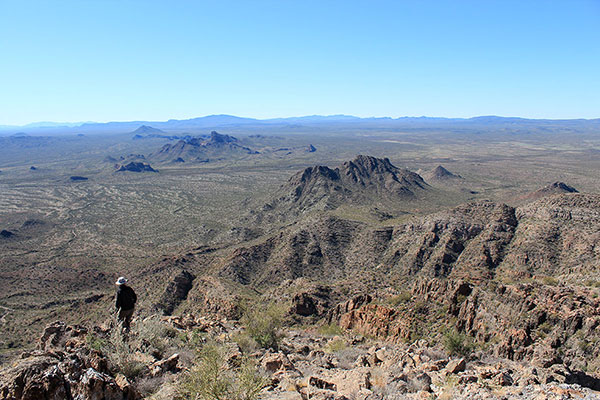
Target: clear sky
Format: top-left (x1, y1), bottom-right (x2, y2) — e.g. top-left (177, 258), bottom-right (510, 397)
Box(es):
top-left (0, 0), bottom-right (599, 125)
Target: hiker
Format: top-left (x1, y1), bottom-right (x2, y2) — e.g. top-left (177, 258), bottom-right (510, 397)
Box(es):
top-left (115, 277), bottom-right (137, 331)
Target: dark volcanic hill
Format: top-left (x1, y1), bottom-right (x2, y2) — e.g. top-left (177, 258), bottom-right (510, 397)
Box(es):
top-left (521, 181), bottom-right (579, 203)
top-left (116, 161), bottom-right (158, 173)
top-left (151, 131), bottom-right (258, 163)
top-left (261, 155), bottom-right (428, 219)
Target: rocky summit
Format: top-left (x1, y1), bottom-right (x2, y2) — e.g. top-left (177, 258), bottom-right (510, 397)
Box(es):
top-left (261, 155), bottom-right (428, 219)
top-left (116, 162), bottom-right (158, 173)
top-left (151, 131), bottom-right (258, 163)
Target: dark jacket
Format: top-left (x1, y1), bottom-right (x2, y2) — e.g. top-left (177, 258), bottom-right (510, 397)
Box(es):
top-left (115, 285), bottom-right (137, 311)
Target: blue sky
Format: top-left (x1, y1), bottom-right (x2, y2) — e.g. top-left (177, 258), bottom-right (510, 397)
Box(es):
top-left (0, 0), bottom-right (598, 125)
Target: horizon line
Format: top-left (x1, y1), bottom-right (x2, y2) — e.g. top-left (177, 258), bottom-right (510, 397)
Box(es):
top-left (2, 113), bottom-right (600, 129)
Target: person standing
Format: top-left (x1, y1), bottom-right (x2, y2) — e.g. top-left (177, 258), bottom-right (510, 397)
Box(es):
top-left (115, 277), bottom-right (137, 331)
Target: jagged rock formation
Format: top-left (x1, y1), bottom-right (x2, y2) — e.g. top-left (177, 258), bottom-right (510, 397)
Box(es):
top-left (259, 155), bottom-right (428, 219)
top-left (151, 131), bottom-right (258, 163)
top-left (116, 162), bottom-right (158, 173)
top-left (0, 322), bottom-right (140, 400)
top-left (498, 193), bottom-right (600, 279)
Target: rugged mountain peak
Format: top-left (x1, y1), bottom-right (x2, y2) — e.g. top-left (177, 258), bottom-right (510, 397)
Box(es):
top-left (258, 156), bottom-right (428, 222)
top-left (296, 165), bottom-right (340, 184)
top-left (209, 131), bottom-right (237, 144)
top-left (150, 131), bottom-right (256, 163)
top-left (341, 155), bottom-right (396, 178)
top-left (339, 155), bottom-right (426, 194)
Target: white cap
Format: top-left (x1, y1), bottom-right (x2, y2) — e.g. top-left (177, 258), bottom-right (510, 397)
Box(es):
top-left (115, 277), bottom-right (128, 285)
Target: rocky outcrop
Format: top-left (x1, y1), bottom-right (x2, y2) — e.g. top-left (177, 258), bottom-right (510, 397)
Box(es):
top-left (116, 162), bottom-right (158, 173)
top-left (0, 328), bottom-right (140, 400)
top-left (155, 270), bottom-right (196, 315)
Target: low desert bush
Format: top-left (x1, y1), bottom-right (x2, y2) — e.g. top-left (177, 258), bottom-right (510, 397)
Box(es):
top-left (176, 342), bottom-right (267, 400)
top-left (318, 323), bottom-right (344, 336)
top-left (442, 329), bottom-right (474, 358)
top-left (134, 316), bottom-right (178, 358)
top-left (241, 302), bottom-right (285, 350)
top-left (105, 322), bottom-right (145, 379)
top-left (324, 338), bottom-right (347, 353)
top-left (387, 291), bottom-right (412, 307)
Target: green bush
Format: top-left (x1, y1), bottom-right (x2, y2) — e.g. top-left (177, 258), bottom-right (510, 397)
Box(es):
top-left (105, 323), bottom-right (145, 379)
top-left (85, 333), bottom-right (107, 351)
top-left (176, 342), bottom-right (267, 400)
top-left (318, 323), bottom-right (344, 336)
top-left (387, 291), bottom-right (412, 307)
top-left (325, 338), bottom-right (348, 353)
top-left (443, 329), bottom-right (474, 357)
top-left (241, 303), bottom-right (285, 350)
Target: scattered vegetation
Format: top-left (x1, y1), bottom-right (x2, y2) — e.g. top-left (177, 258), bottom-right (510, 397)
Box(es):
top-left (105, 322), bottom-right (146, 379)
top-left (386, 291), bottom-right (412, 306)
top-left (324, 338), bottom-right (348, 353)
top-left (318, 323), bottom-right (345, 336)
top-left (443, 329), bottom-right (475, 358)
top-left (176, 342), bottom-right (267, 400)
top-left (240, 302), bottom-right (286, 350)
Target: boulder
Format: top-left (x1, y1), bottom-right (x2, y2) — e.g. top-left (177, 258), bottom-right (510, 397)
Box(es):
top-left (445, 358), bottom-right (466, 375)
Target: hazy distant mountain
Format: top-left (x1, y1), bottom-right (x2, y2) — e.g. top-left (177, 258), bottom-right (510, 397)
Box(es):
top-left (131, 125), bottom-right (165, 135)
top-left (2, 114), bottom-right (599, 135)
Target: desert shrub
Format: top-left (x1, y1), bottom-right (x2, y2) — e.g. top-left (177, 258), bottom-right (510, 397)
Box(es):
top-left (231, 331), bottom-right (259, 355)
top-left (318, 323), bottom-right (344, 336)
top-left (443, 329), bottom-right (474, 358)
top-left (134, 316), bottom-right (178, 358)
top-left (541, 276), bottom-right (559, 286)
top-left (324, 338), bottom-right (347, 353)
top-left (105, 322), bottom-right (145, 379)
top-left (176, 342), bottom-right (267, 400)
top-left (136, 376), bottom-right (166, 398)
top-left (85, 333), bottom-right (107, 351)
top-left (241, 302), bottom-right (285, 350)
top-left (387, 291), bottom-right (412, 307)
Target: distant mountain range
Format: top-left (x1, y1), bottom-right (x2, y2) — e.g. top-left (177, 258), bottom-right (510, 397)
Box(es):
top-left (1, 114), bottom-right (599, 134)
